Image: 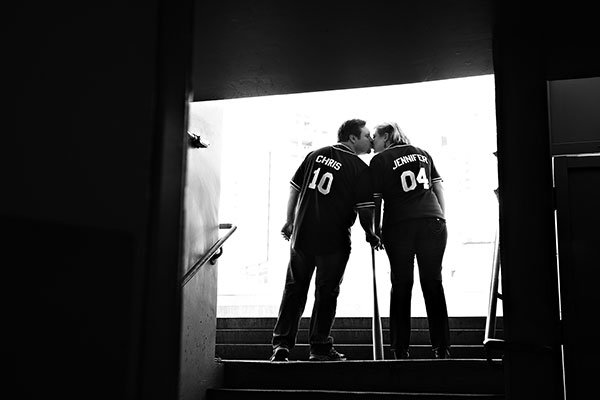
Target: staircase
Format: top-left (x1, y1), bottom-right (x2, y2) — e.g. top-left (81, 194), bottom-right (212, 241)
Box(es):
top-left (215, 316), bottom-right (503, 360)
top-left (207, 317), bottom-right (505, 399)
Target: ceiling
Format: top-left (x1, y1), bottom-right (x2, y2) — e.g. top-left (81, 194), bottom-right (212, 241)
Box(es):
top-left (191, 0), bottom-right (494, 101)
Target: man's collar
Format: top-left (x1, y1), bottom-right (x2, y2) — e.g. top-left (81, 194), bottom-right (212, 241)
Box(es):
top-left (334, 142), bottom-right (355, 154)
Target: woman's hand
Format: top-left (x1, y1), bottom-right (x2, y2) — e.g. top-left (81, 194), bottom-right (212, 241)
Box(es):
top-left (366, 232), bottom-right (384, 250)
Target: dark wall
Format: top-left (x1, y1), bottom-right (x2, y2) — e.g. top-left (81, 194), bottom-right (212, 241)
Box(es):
top-left (554, 156), bottom-right (600, 400)
top-left (2, 1), bottom-right (192, 399)
top-left (543, 6), bottom-right (600, 81)
top-left (493, 2), bottom-right (600, 399)
top-left (493, 14), bottom-right (563, 400)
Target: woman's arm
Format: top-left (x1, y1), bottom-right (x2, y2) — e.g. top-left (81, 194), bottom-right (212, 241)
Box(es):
top-left (432, 181), bottom-right (446, 216)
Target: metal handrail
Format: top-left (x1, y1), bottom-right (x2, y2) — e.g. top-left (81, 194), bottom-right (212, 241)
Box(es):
top-left (484, 188), bottom-right (505, 360)
top-left (181, 223), bottom-right (237, 287)
top-left (483, 225), bottom-right (504, 357)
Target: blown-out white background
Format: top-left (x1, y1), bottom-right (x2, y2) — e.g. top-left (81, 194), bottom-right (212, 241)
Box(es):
top-left (208, 74), bottom-right (500, 318)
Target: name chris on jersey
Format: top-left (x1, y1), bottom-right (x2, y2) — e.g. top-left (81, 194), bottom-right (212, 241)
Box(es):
top-left (315, 155), bottom-right (342, 171)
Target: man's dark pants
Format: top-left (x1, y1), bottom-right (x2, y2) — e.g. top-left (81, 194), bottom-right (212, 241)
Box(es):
top-left (272, 246), bottom-right (350, 355)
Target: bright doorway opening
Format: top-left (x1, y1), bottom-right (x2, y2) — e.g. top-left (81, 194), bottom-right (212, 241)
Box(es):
top-left (214, 74), bottom-right (500, 318)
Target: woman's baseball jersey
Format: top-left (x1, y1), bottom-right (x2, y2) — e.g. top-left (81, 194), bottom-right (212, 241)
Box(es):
top-left (370, 144), bottom-right (444, 227)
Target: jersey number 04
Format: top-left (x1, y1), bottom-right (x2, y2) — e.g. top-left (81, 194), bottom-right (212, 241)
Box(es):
top-left (400, 167), bottom-right (430, 192)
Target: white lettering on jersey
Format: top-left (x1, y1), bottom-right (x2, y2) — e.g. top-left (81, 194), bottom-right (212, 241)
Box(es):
top-left (315, 155), bottom-right (342, 171)
top-left (392, 154), bottom-right (428, 170)
top-left (308, 167), bottom-right (334, 195)
top-left (400, 167), bottom-right (431, 192)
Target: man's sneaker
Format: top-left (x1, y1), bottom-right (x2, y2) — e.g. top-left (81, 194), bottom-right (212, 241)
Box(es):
top-left (270, 346), bottom-right (289, 362)
top-left (432, 347), bottom-right (451, 359)
top-left (309, 347), bottom-right (346, 361)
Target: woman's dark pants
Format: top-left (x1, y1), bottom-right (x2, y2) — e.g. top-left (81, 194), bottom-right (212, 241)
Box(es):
top-left (383, 218), bottom-right (450, 354)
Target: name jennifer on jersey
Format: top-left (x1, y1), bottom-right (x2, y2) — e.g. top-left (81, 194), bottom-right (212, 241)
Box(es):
top-left (392, 153), bottom-right (429, 170)
top-left (315, 155), bottom-right (342, 171)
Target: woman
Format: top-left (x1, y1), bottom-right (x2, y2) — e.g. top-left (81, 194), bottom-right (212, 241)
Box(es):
top-left (370, 122), bottom-right (451, 359)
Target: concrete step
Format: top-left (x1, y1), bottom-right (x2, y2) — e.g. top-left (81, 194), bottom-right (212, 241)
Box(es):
top-left (216, 344), bottom-right (487, 361)
top-left (217, 317), bottom-right (503, 330)
top-left (216, 328), bottom-right (502, 345)
top-left (217, 359), bottom-right (504, 395)
top-left (207, 388), bottom-right (504, 399)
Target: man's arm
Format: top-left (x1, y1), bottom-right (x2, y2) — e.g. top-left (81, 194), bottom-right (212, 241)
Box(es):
top-left (432, 181), bottom-right (446, 216)
top-left (281, 186), bottom-right (299, 241)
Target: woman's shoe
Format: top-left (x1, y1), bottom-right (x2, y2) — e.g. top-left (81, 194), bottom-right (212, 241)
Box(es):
top-left (393, 348), bottom-right (410, 359)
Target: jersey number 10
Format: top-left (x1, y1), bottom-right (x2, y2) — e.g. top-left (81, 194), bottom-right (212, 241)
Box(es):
top-left (308, 167), bottom-right (333, 195)
top-left (400, 167), bottom-right (430, 192)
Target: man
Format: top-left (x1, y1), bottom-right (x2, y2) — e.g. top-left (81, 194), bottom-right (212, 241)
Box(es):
top-left (271, 119), bottom-right (380, 362)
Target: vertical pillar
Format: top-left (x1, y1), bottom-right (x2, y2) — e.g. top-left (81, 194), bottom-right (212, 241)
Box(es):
top-left (493, 3), bottom-right (563, 399)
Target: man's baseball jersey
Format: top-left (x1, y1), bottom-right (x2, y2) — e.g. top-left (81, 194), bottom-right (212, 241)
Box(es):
top-left (370, 144), bottom-right (444, 227)
top-left (290, 143), bottom-right (374, 255)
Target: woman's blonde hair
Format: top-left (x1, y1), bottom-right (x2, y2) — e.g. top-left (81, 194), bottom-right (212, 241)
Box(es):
top-left (375, 122), bottom-right (410, 146)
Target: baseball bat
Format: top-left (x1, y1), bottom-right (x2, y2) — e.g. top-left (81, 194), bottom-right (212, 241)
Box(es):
top-left (371, 246), bottom-right (384, 360)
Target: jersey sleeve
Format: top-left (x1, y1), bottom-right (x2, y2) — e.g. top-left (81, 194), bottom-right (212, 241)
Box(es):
top-left (427, 152), bottom-right (443, 184)
top-left (354, 167), bottom-right (375, 210)
top-left (369, 155), bottom-right (384, 201)
top-left (290, 152), bottom-right (312, 191)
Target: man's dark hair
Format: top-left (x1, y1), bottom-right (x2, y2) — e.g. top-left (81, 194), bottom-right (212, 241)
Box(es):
top-left (337, 119), bottom-right (366, 142)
